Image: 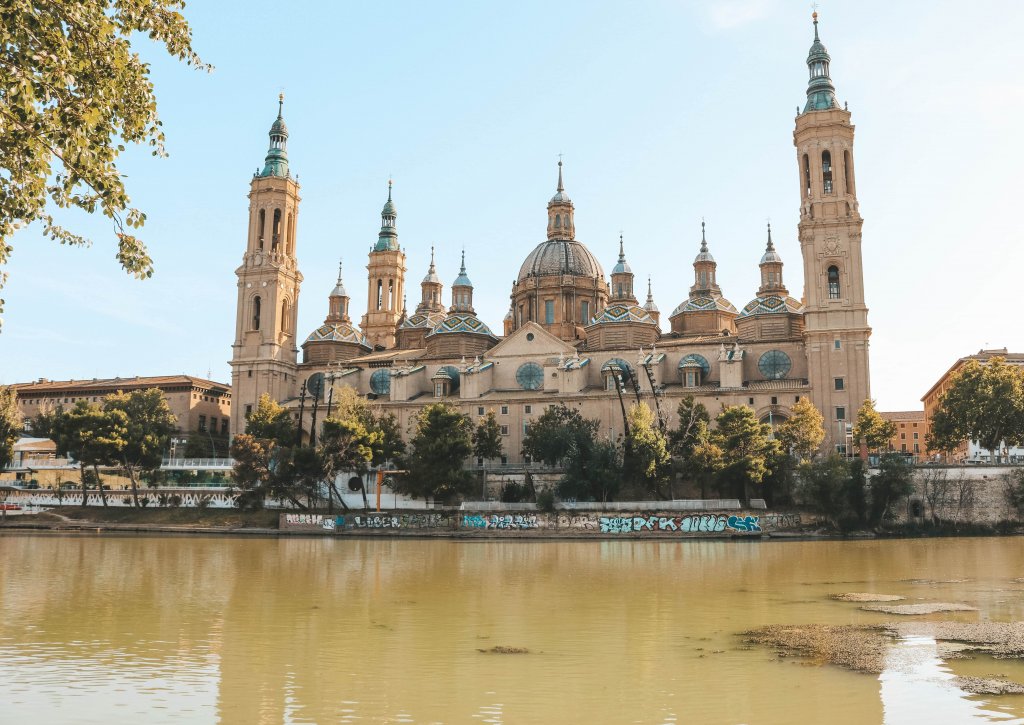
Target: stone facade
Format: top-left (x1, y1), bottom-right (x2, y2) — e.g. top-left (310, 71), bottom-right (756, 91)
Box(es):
top-left (230, 18), bottom-right (872, 461)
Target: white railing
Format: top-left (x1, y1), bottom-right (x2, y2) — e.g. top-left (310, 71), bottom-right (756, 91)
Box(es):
top-left (160, 457), bottom-right (235, 470)
top-left (461, 499), bottom-right (746, 512)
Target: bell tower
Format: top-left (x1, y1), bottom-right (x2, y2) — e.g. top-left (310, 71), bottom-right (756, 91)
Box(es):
top-left (795, 13), bottom-right (871, 451)
top-left (229, 95), bottom-right (302, 436)
top-left (361, 181), bottom-right (407, 349)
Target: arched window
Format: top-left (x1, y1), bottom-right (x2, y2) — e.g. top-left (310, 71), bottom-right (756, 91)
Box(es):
top-left (286, 212), bottom-right (294, 255)
top-left (803, 154), bottom-right (811, 198)
top-left (617, 284), bottom-right (623, 298)
top-left (843, 150), bottom-right (852, 195)
top-left (272, 209), bottom-right (281, 250)
top-left (827, 266), bottom-right (841, 299)
top-left (388, 279), bottom-right (395, 310)
top-left (822, 151), bottom-right (833, 194)
top-left (581, 300), bottom-right (590, 323)
top-left (257, 209), bottom-right (265, 250)
top-left (554, 214), bottom-right (562, 228)
top-left (252, 296), bottom-right (261, 330)
top-left (376, 279), bottom-right (383, 310)
top-left (281, 300), bottom-right (288, 332)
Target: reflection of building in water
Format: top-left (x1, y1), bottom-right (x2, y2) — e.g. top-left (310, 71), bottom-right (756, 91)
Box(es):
top-left (230, 14), bottom-right (871, 460)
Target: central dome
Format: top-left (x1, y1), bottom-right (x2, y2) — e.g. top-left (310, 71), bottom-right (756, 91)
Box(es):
top-left (518, 239), bottom-right (604, 282)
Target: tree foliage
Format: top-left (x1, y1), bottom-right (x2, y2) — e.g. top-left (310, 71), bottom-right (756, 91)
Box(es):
top-left (852, 399), bottom-right (896, 453)
top-left (522, 404), bottom-right (597, 467)
top-left (624, 402), bottom-right (670, 498)
top-left (104, 388), bottom-right (176, 506)
top-left (927, 358), bottom-right (1024, 461)
top-left (246, 393), bottom-right (295, 445)
top-left (320, 416), bottom-right (379, 509)
top-left (0, 385), bottom-right (21, 469)
top-left (472, 411), bottom-right (503, 463)
top-left (669, 396), bottom-right (719, 498)
top-left (868, 453), bottom-right (915, 524)
top-left (400, 403), bottom-right (474, 502)
top-left (0, 0), bottom-right (209, 325)
top-left (61, 400), bottom-right (127, 506)
top-left (711, 405), bottom-right (781, 500)
top-left (559, 438), bottom-right (622, 504)
top-left (776, 397), bottom-right (825, 461)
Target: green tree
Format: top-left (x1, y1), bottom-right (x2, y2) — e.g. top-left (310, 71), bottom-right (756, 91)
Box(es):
top-left (669, 396), bottom-right (718, 498)
top-left (624, 402), bottom-right (670, 498)
top-left (711, 406), bottom-right (781, 501)
top-left (104, 388), bottom-right (177, 507)
top-left (370, 411), bottom-right (406, 468)
top-left (61, 400), bottom-right (127, 507)
top-left (522, 404), bottom-right (597, 467)
top-left (852, 399), bottom-right (897, 454)
top-left (401, 403), bottom-right (474, 503)
top-left (926, 358), bottom-right (1024, 463)
top-left (559, 437), bottom-right (622, 503)
top-left (0, 385), bottom-right (21, 470)
top-left (28, 404), bottom-right (65, 441)
top-left (869, 453), bottom-right (915, 524)
top-left (472, 411), bottom-right (504, 500)
top-left (320, 416), bottom-right (380, 511)
top-left (776, 397), bottom-right (826, 461)
top-left (795, 454), bottom-right (853, 527)
top-left (229, 433), bottom-right (276, 511)
top-left (0, 0), bottom-right (208, 325)
top-left (246, 393), bottom-right (295, 444)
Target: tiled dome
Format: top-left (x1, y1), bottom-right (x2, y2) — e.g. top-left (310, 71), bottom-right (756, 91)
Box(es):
top-left (427, 313), bottom-right (496, 338)
top-left (588, 304), bottom-right (655, 326)
top-left (518, 239), bottom-right (604, 282)
top-left (670, 295), bottom-right (738, 317)
top-left (304, 323), bottom-right (370, 348)
top-left (737, 295), bottom-right (804, 318)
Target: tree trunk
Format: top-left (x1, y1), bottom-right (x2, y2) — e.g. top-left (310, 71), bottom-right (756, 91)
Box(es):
top-left (360, 473), bottom-right (371, 510)
top-left (127, 464), bottom-right (140, 508)
top-left (95, 464), bottom-right (108, 507)
top-left (80, 463), bottom-right (89, 507)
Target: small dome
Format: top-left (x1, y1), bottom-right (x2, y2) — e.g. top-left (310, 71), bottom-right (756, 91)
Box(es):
top-left (611, 259), bottom-right (632, 274)
top-left (694, 248), bottom-right (715, 264)
top-left (670, 295), bottom-right (738, 317)
top-left (330, 280), bottom-right (348, 297)
top-left (422, 268), bottom-right (441, 284)
top-left (518, 239), bottom-right (604, 281)
top-left (737, 295), bottom-right (804, 318)
top-left (270, 116), bottom-right (288, 138)
top-left (550, 189), bottom-right (571, 204)
top-left (381, 198), bottom-right (396, 216)
top-left (399, 311), bottom-right (446, 330)
top-left (588, 304), bottom-right (656, 326)
top-left (304, 323), bottom-right (371, 349)
top-left (760, 247), bottom-right (783, 265)
top-left (643, 297), bottom-right (659, 313)
top-left (427, 313), bottom-right (496, 338)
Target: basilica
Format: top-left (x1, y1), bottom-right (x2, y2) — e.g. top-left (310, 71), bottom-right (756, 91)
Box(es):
top-left (229, 15), bottom-right (871, 462)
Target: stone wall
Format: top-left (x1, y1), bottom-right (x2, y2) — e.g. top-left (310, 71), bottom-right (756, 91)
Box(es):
top-left (899, 466), bottom-right (1022, 524)
top-left (279, 510), bottom-right (813, 536)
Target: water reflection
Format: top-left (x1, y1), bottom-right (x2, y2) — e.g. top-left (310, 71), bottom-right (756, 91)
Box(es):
top-left (0, 535), bottom-right (1022, 723)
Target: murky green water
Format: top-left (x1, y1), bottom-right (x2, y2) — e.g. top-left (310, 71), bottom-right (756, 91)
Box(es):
top-left (1, 535), bottom-right (1023, 724)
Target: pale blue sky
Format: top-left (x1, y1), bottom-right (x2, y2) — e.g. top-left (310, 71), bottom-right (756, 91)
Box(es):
top-left (2, 0), bottom-right (1023, 412)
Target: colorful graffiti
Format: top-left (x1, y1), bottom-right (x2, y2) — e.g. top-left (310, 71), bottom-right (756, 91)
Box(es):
top-left (598, 514), bottom-right (760, 534)
top-left (350, 513), bottom-right (451, 529)
top-left (462, 514), bottom-right (539, 530)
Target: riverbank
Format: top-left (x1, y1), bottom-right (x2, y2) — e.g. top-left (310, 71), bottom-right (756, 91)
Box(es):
top-left (3, 507), bottom-right (1024, 540)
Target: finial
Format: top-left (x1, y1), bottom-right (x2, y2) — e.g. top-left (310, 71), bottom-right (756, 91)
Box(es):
top-left (460, 247), bottom-right (467, 273)
top-left (618, 233), bottom-right (625, 261)
top-left (812, 6), bottom-right (820, 41)
top-left (387, 177), bottom-right (393, 201)
top-left (337, 258), bottom-right (344, 283)
top-left (700, 219), bottom-right (708, 252)
top-left (556, 155), bottom-right (564, 192)
top-left (766, 222), bottom-right (775, 250)
top-left (429, 245), bottom-right (436, 268)
top-left (647, 276), bottom-right (653, 298)
top-left (278, 92), bottom-right (284, 117)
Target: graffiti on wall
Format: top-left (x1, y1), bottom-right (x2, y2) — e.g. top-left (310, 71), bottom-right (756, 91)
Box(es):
top-left (283, 513), bottom-right (337, 531)
top-left (349, 513), bottom-right (450, 530)
top-left (597, 514), bottom-right (761, 534)
top-left (462, 514), bottom-right (539, 530)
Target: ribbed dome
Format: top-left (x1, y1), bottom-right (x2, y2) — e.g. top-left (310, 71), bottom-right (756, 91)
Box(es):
top-left (737, 295), bottom-right (804, 318)
top-left (427, 313), bottom-right (496, 338)
top-left (399, 311), bottom-right (446, 330)
top-left (588, 304), bottom-right (656, 326)
top-left (518, 239), bottom-right (604, 282)
top-left (670, 295), bottom-right (738, 317)
top-left (304, 323), bottom-right (370, 349)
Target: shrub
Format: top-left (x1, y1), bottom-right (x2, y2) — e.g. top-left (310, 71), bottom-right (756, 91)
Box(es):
top-left (500, 481), bottom-right (528, 503)
top-left (535, 489), bottom-right (556, 513)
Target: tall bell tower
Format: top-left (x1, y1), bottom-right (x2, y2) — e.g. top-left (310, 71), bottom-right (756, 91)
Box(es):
top-left (361, 181), bottom-right (407, 349)
top-left (229, 95), bottom-right (302, 436)
top-left (795, 13), bottom-right (871, 451)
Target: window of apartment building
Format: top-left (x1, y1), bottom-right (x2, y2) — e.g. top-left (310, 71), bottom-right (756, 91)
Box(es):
top-left (198, 415), bottom-right (207, 432)
top-left (221, 420), bottom-right (229, 436)
top-left (900, 423), bottom-right (905, 428)
top-left (900, 432), bottom-right (906, 440)
top-left (500, 405), bottom-right (509, 415)
top-left (210, 417), bottom-right (217, 432)
top-left (500, 425), bottom-right (509, 436)
top-left (901, 443), bottom-right (907, 452)
top-left (525, 405), bottom-right (532, 414)
top-left (834, 378), bottom-right (844, 391)
top-left (835, 407), bottom-right (846, 420)
top-left (914, 443), bottom-right (920, 453)
top-left (523, 423), bottom-right (531, 436)
top-left (913, 432), bottom-right (919, 440)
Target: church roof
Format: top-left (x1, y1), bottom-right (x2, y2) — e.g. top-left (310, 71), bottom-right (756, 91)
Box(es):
top-left (427, 313), bottom-right (496, 338)
top-left (399, 311), bottom-right (446, 330)
top-left (303, 323), bottom-right (371, 348)
top-left (670, 295), bottom-right (737, 317)
top-left (518, 239), bottom-right (604, 281)
top-left (737, 295), bottom-right (804, 318)
top-left (587, 304), bottom-right (656, 326)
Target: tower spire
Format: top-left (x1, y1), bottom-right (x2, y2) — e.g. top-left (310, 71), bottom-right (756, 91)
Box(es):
top-left (700, 219), bottom-right (708, 253)
top-left (802, 11), bottom-right (839, 113)
top-left (374, 180), bottom-right (398, 251)
top-left (557, 159), bottom-right (564, 192)
top-left (766, 222), bottom-right (775, 251)
top-left (260, 94), bottom-right (290, 178)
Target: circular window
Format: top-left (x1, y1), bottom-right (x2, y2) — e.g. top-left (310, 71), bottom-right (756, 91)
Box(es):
top-left (757, 350), bottom-right (792, 380)
top-left (516, 362), bottom-right (544, 390)
top-left (679, 353), bottom-right (711, 377)
top-left (526, 332), bottom-right (535, 341)
top-left (347, 476), bottom-right (364, 492)
top-left (370, 369), bottom-right (391, 395)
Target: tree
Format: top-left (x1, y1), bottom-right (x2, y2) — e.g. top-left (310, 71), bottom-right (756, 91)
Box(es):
top-left (868, 453), bottom-right (915, 525)
top-left (246, 393), bottom-right (295, 444)
top-left (852, 399), bottom-right (897, 454)
top-left (559, 438), bottom-right (622, 503)
top-left (0, 385), bottom-right (21, 470)
top-left (401, 403), bottom-right (474, 502)
top-left (370, 411), bottom-right (406, 468)
top-left (104, 388), bottom-right (177, 507)
top-left (776, 397), bottom-right (825, 461)
top-left (522, 404), bottom-right (597, 467)
top-left (61, 401), bottom-right (127, 506)
top-left (229, 433), bottom-right (276, 511)
top-left (27, 404), bottom-right (65, 441)
top-left (669, 396), bottom-right (717, 498)
top-left (0, 0), bottom-right (208, 326)
top-left (320, 416), bottom-right (380, 511)
top-left (795, 455), bottom-right (853, 527)
top-left (624, 402), bottom-right (670, 498)
top-left (927, 358), bottom-right (1024, 463)
top-left (472, 411), bottom-right (503, 500)
top-left (711, 406), bottom-right (780, 501)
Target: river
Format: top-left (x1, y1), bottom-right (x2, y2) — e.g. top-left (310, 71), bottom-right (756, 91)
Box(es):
top-left (1, 535), bottom-right (1023, 724)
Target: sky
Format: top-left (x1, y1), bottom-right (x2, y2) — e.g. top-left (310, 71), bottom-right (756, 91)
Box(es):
top-left (2, 0), bottom-right (1024, 412)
